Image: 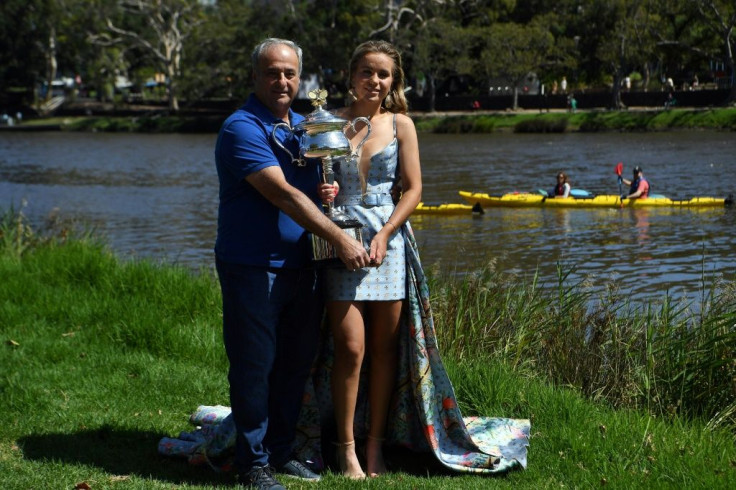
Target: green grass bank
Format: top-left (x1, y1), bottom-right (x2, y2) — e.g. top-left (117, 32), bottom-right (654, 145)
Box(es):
top-left (412, 107), bottom-right (736, 133)
top-left (11, 107), bottom-right (736, 134)
top-left (2, 210), bottom-right (735, 489)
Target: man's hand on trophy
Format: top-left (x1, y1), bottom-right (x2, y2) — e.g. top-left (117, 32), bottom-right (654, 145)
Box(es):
top-left (318, 182), bottom-right (339, 203)
top-left (335, 234), bottom-right (370, 271)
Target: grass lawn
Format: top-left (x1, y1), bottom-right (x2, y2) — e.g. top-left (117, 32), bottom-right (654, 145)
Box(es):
top-left (1, 217), bottom-right (735, 489)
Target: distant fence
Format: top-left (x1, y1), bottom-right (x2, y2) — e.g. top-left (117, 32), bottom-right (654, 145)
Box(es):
top-left (407, 88), bottom-right (732, 112)
top-left (33, 87), bottom-right (733, 119)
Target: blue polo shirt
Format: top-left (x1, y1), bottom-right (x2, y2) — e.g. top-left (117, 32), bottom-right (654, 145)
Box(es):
top-left (214, 94), bottom-right (321, 268)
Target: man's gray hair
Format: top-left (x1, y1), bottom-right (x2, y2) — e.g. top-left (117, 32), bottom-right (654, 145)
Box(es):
top-left (251, 38), bottom-right (303, 76)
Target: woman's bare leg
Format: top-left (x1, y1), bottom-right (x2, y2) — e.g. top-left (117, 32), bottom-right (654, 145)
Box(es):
top-left (365, 300), bottom-right (402, 476)
top-left (327, 300), bottom-right (366, 478)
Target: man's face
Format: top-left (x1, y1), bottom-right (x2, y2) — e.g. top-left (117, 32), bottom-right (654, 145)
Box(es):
top-left (253, 44), bottom-right (300, 120)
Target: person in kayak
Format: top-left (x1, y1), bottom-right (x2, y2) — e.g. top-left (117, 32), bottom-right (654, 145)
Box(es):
top-left (551, 172), bottom-right (571, 198)
top-left (621, 166), bottom-right (650, 200)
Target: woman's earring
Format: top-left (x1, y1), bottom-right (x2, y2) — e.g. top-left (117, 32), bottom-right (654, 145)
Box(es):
top-left (348, 88), bottom-right (358, 101)
top-left (384, 94), bottom-right (394, 109)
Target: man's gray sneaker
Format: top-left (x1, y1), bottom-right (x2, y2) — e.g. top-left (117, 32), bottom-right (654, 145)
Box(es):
top-left (239, 465), bottom-right (286, 490)
top-left (277, 459), bottom-right (321, 481)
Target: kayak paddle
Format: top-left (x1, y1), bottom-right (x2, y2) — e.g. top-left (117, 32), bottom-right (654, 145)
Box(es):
top-left (615, 162), bottom-right (624, 198)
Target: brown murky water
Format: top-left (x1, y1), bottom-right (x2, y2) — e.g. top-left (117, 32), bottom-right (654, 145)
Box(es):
top-left (2, 130), bottom-right (734, 305)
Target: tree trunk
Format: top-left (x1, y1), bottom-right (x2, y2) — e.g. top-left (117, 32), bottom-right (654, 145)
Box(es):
top-left (611, 73), bottom-right (624, 110)
top-left (95, 0), bottom-right (198, 113)
top-left (44, 27), bottom-right (58, 103)
top-left (428, 75), bottom-right (436, 112)
top-left (166, 61), bottom-right (179, 111)
top-left (725, 47), bottom-right (736, 105)
top-left (728, 76), bottom-right (736, 105)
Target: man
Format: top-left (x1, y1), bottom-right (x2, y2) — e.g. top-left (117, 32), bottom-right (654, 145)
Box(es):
top-left (214, 38), bottom-right (370, 489)
top-left (621, 166), bottom-right (650, 200)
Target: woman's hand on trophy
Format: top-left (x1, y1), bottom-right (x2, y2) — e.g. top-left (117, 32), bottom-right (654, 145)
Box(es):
top-left (368, 234), bottom-right (389, 267)
top-left (318, 182), bottom-right (339, 203)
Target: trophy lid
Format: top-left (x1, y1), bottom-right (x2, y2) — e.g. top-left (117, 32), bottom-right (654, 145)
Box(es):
top-left (294, 89), bottom-right (347, 133)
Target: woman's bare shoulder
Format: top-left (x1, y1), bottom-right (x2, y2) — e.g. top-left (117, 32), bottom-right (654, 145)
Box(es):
top-left (395, 113), bottom-right (417, 137)
top-left (395, 112), bottom-right (416, 127)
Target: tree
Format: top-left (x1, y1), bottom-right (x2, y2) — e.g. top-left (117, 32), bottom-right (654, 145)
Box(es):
top-left (90, 0), bottom-right (204, 111)
top-left (1, 0), bottom-right (109, 108)
top-left (519, 10), bottom-right (580, 92)
top-left (369, 0), bottom-right (424, 43)
top-left (292, 0), bottom-right (384, 93)
top-left (389, 1), bottom-right (488, 111)
top-left (410, 17), bottom-right (477, 111)
top-left (0, 0), bottom-right (55, 103)
top-left (593, 1), bottom-right (661, 109)
top-left (480, 21), bottom-right (555, 110)
top-left (649, 0), bottom-right (714, 92)
top-left (691, 0), bottom-right (736, 104)
top-left (179, 0), bottom-right (260, 103)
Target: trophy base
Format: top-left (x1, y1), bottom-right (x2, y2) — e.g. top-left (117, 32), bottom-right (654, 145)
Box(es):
top-left (310, 219), bottom-right (363, 268)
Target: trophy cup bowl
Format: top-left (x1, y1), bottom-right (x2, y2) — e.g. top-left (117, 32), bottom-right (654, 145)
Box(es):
top-left (271, 89), bottom-right (371, 266)
top-left (300, 127), bottom-right (352, 159)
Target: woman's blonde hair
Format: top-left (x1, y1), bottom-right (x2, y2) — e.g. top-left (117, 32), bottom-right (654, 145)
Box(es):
top-left (348, 40), bottom-right (408, 114)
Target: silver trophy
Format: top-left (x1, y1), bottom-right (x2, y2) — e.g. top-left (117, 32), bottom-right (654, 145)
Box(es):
top-left (272, 88), bottom-right (371, 265)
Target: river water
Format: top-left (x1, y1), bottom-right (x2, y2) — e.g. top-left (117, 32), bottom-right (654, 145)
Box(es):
top-left (1, 130), bottom-right (734, 306)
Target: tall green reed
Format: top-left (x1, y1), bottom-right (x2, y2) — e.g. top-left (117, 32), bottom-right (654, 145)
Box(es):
top-left (428, 257), bottom-right (736, 432)
top-left (0, 201), bottom-right (94, 259)
top-left (0, 201), bottom-right (37, 259)
top-left (642, 280), bottom-right (736, 431)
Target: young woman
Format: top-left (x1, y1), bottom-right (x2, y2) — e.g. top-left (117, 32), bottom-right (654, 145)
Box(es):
top-left (319, 40), bottom-right (421, 478)
top-left (552, 171), bottom-right (571, 198)
top-left (316, 40), bottom-right (530, 480)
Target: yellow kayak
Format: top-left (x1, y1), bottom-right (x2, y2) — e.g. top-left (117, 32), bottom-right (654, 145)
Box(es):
top-left (459, 191), bottom-right (733, 208)
top-left (414, 202), bottom-right (484, 215)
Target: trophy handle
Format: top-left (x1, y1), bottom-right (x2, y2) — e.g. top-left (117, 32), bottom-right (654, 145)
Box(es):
top-left (271, 122), bottom-right (305, 166)
top-left (348, 116), bottom-right (371, 158)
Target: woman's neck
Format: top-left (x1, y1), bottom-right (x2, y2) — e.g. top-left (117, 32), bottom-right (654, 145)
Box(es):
top-left (348, 101), bottom-right (383, 121)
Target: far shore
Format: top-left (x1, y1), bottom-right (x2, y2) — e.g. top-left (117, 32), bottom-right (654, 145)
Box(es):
top-left (2, 105), bottom-right (735, 133)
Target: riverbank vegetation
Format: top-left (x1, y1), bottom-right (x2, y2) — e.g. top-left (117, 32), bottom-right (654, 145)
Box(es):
top-left (2, 208), bottom-right (735, 489)
top-left (14, 106), bottom-right (736, 134)
top-left (414, 107), bottom-right (736, 133)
